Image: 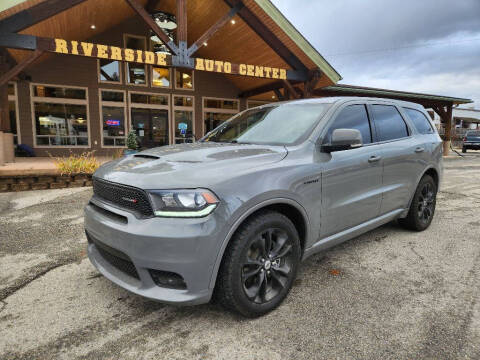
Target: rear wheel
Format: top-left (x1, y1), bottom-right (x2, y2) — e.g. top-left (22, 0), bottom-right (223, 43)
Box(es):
top-left (216, 211), bottom-right (301, 317)
top-left (399, 175), bottom-right (437, 231)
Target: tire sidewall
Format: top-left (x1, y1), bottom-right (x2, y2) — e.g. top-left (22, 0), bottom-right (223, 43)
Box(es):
top-left (411, 175), bottom-right (437, 230)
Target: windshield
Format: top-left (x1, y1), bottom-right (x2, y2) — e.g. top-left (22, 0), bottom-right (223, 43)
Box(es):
top-left (201, 103), bottom-right (331, 145)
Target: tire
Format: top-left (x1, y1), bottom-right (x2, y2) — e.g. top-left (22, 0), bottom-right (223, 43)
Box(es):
top-left (462, 147), bottom-right (467, 153)
top-left (215, 210), bottom-right (301, 317)
top-left (398, 175), bottom-right (437, 231)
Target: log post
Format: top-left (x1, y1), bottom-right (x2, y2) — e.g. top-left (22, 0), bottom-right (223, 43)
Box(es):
top-left (443, 104), bottom-right (453, 156)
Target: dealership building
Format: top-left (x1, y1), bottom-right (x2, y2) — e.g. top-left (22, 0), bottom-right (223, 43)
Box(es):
top-left (0, 0), bottom-right (472, 161)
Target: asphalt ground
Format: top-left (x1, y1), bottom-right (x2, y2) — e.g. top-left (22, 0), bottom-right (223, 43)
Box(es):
top-left (1, 153), bottom-right (479, 360)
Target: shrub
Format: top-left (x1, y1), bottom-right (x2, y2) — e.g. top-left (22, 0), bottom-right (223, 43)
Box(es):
top-left (52, 151), bottom-right (100, 175)
top-left (126, 130), bottom-right (138, 150)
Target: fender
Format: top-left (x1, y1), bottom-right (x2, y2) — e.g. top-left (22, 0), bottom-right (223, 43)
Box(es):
top-left (208, 197), bottom-right (310, 289)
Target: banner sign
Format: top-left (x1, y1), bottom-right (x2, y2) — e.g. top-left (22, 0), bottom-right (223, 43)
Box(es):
top-left (53, 38), bottom-right (289, 80)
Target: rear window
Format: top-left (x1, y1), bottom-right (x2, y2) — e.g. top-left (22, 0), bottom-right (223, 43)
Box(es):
top-left (404, 108), bottom-right (434, 134)
top-left (466, 131), bottom-right (480, 137)
top-left (371, 105), bottom-right (409, 141)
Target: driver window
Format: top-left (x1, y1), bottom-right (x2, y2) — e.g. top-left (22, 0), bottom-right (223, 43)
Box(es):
top-left (326, 104), bottom-right (372, 144)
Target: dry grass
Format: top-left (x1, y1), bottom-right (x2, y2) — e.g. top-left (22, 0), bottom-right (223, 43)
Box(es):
top-left (52, 151), bottom-right (100, 175)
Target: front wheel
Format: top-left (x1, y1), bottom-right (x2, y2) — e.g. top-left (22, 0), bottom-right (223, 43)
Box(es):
top-left (399, 175), bottom-right (437, 231)
top-left (215, 210), bottom-right (301, 317)
top-left (462, 147), bottom-right (467, 153)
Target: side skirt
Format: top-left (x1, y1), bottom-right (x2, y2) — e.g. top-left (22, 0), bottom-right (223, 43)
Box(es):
top-left (302, 208), bottom-right (405, 260)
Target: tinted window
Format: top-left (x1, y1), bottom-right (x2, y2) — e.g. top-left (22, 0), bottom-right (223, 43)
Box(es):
top-left (327, 104), bottom-right (372, 144)
top-left (466, 130), bottom-right (480, 138)
top-left (404, 108), bottom-right (434, 134)
top-left (372, 105), bottom-right (409, 141)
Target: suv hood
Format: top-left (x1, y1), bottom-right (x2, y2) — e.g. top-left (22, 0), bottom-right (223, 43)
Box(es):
top-left (94, 142), bottom-right (287, 189)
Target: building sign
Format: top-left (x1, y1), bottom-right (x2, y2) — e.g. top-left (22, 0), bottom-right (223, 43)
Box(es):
top-left (53, 38), bottom-right (289, 80)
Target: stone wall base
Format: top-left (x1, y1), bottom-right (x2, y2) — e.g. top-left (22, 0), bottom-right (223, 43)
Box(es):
top-left (0, 174), bottom-right (93, 192)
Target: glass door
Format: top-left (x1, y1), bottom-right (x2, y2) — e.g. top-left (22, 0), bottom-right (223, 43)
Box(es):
top-left (129, 92), bottom-right (170, 148)
top-left (131, 108), bottom-right (169, 148)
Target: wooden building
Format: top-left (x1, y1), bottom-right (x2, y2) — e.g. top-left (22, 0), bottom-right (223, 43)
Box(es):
top-left (0, 0), bottom-right (472, 159)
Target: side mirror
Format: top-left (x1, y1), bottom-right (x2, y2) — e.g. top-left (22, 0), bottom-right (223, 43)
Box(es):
top-left (321, 128), bottom-right (363, 153)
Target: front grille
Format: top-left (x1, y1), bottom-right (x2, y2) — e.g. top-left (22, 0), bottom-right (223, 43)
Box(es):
top-left (92, 177), bottom-right (153, 217)
top-left (87, 232), bottom-right (140, 280)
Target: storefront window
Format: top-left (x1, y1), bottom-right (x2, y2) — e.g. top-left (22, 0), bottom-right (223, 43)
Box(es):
top-left (152, 67), bottom-right (170, 88)
top-left (100, 90), bottom-right (126, 147)
top-left (34, 103), bottom-right (88, 146)
top-left (130, 92), bottom-right (170, 148)
top-left (8, 83), bottom-right (15, 96)
top-left (125, 35), bottom-right (147, 85)
top-left (32, 84), bottom-right (89, 147)
top-left (175, 69), bottom-right (194, 90)
top-left (173, 95), bottom-right (194, 143)
top-left (99, 59), bottom-right (121, 83)
top-left (203, 97), bottom-right (239, 134)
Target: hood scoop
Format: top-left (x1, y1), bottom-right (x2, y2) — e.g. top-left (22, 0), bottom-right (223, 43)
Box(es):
top-left (133, 154), bottom-right (160, 160)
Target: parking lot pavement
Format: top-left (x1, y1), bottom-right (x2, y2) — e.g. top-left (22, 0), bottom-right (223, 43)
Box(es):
top-left (1, 157), bottom-right (479, 360)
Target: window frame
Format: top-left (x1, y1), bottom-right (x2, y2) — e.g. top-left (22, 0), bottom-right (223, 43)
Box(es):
top-left (202, 96), bottom-right (240, 136)
top-left (174, 68), bottom-right (195, 91)
top-left (172, 95), bottom-right (195, 143)
top-left (151, 65), bottom-right (172, 89)
top-left (123, 33), bottom-right (148, 87)
top-left (367, 102), bottom-right (412, 144)
top-left (30, 83), bottom-right (90, 148)
top-left (97, 58), bottom-right (123, 85)
top-left (99, 89), bottom-right (128, 148)
top-left (129, 90), bottom-right (171, 145)
top-left (8, 81), bottom-right (21, 144)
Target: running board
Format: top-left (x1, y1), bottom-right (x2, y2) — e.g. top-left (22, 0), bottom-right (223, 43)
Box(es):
top-left (302, 209), bottom-right (405, 260)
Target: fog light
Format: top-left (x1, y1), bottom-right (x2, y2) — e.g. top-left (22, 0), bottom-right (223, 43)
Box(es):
top-left (149, 270), bottom-right (187, 290)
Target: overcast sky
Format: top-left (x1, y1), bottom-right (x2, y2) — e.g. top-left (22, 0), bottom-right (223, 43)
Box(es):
top-left (271, 0), bottom-right (480, 107)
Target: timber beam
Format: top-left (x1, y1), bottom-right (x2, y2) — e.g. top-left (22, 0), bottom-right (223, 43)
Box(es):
top-left (187, 2), bottom-right (244, 56)
top-left (224, 0), bottom-right (309, 78)
top-left (0, 49), bottom-right (43, 87)
top-left (124, 0), bottom-right (179, 55)
top-left (0, 0), bottom-right (87, 33)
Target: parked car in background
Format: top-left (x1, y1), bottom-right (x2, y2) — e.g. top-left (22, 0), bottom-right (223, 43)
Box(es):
top-left (85, 97), bottom-right (443, 317)
top-left (462, 130), bottom-right (480, 152)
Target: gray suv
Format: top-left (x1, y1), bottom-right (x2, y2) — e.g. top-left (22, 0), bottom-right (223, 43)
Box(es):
top-left (85, 97), bottom-right (442, 317)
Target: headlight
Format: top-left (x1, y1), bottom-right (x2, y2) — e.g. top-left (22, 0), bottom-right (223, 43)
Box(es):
top-left (148, 189), bottom-right (219, 218)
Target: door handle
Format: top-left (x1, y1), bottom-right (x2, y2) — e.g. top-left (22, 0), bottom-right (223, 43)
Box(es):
top-left (368, 155), bottom-right (382, 163)
top-left (415, 147), bottom-right (425, 153)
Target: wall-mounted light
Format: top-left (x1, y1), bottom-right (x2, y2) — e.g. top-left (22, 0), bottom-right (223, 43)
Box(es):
top-left (272, 95), bottom-right (276, 99)
top-left (203, 42), bottom-right (208, 47)
top-left (90, 24), bottom-right (96, 30)
top-left (231, 19), bottom-right (236, 25)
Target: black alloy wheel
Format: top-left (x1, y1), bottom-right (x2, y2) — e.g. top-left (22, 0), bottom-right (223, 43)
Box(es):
top-left (216, 210), bottom-right (301, 317)
top-left (242, 228), bottom-right (294, 304)
top-left (399, 175), bottom-right (437, 231)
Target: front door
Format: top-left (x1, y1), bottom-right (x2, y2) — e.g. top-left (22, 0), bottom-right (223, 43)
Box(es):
top-left (131, 108), bottom-right (169, 148)
top-left (321, 103), bottom-right (384, 237)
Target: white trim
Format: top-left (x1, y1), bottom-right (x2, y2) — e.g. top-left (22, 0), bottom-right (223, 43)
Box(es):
top-left (30, 83), bottom-right (91, 148)
top-left (99, 89), bottom-right (128, 148)
top-left (97, 58), bottom-right (123, 85)
top-left (8, 81), bottom-right (21, 144)
top-left (124, 33), bottom-right (148, 87)
top-left (174, 68), bottom-right (195, 91)
top-left (129, 90), bottom-right (172, 145)
top-left (172, 95), bottom-right (195, 143)
top-left (202, 96), bottom-right (240, 136)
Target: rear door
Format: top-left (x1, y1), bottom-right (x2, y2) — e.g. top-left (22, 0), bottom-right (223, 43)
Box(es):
top-left (321, 102), bottom-right (383, 237)
top-left (368, 102), bottom-right (425, 214)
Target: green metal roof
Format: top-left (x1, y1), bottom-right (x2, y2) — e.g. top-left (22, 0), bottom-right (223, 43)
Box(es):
top-left (255, 0), bottom-right (342, 84)
top-left (319, 84), bottom-right (473, 105)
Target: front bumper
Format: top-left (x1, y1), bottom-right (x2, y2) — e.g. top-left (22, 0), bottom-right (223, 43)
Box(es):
top-left (84, 197), bottom-right (227, 305)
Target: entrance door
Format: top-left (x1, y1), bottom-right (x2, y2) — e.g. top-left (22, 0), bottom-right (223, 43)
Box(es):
top-left (131, 108), bottom-right (169, 148)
